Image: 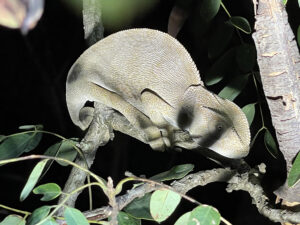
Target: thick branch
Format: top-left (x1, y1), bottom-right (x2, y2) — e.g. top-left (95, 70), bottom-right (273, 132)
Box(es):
top-left (56, 1), bottom-right (105, 216)
top-left (252, 0), bottom-right (300, 201)
top-left (56, 104), bottom-right (113, 216)
top-left (227, 167), bottom-right (300, 224)
top-left (82, 0), bottom-right (104, 46)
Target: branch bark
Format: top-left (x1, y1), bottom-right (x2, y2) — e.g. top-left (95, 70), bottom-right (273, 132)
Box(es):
top-left (82, 164), bottom-right (300, 224)
top-left (252, 0), bottom-right (300, 202)
top-left (82, 0), bottom-right (104, 46)
top-left (56, 1), bottom-right (105, 216)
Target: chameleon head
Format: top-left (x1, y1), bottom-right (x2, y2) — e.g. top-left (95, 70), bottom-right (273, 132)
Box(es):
top-left (182, 87), bottom-right (251, 159)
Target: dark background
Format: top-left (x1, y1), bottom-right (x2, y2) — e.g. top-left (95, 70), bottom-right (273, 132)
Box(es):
top-left (1, 0), bottom-right (299, 224)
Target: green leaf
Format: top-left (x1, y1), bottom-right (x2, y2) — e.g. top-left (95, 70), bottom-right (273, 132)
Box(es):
top-left (228, 16), bottom-right (251, 34)
top-left (188, 205), bottom-right (221, 225)
top-left (40, 218), bottom-right (59, 225)
top-left (174, 212), bottom-right (191, 225)
top-left (205, 47), bottom-right (237, 86)
top-left (24, 133), bottom-right (42, 153)
top-left (0, 132), bottom-right (42, 160)
top-left (242, 103), bottom-right (256, 126)
top-left (117, 211), bottom-right (141, 225)
top-left (208, 22), bottom-right (234, 59)
top-left (23, 133), bottom-right (42, 153)
top-left (150, 164), bottom-right (194, 181)
top-left (264, 129), bottom-right (278, 158)
top-left (297, 25), bottom-right (300, 47)
top-left (20, 159), bottom-right (49, 201)
top-left (298, 0), bottom-right (300, 7)
top-left (288, 151), bottom-right (300, 187)
top-left (218, 74), bottom-right (249, 101)
top-left (236, 44), bottom-right (257, 73)
top-left (150, 189), bottom-right (181, 223)
top-left (39, 218), bottom-right (59, 225)
top-left (0, 215), bottom-right (25, 225)
top-left (27, 205), bottom-right (51, 225)
top-left (124, 193), bottom-right (153, 220)
top-left (199, 0), bottom-right (221, 22)
top-left (282, 0), bottom-right (288, 5)
top-left (19, 125), bottom-right (38, 130)
top-left (0, 135), bottom-right (6, 142)
top-left (64, 207), bottom-right (89, 225)
top-left (33, 183), bottom-right (61, 201)
top-left (44, 140), bottom-right (78, 166)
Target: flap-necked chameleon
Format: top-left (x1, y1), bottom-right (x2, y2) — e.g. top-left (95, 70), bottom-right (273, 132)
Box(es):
top-left (66, 28), bottom-right (250, 158)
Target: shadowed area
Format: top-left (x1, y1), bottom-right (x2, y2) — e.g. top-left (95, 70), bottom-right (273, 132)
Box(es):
top-left (67, 63), bottom-right (81, 83)
top-left (197, 124), bottom-right (228, 148)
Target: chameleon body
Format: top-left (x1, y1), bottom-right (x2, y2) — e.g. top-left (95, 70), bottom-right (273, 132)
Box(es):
top-left (66, 28), bottom-right (250, 158)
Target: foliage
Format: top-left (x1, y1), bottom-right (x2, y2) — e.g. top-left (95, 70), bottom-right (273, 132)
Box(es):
top-left (64, 207), bottom-right (89, 225)
top-left (242, 103), bottom-right (256, 126)
top-left (0, 123), bottom-right (227, 224)
top-left (0, 215), bottom-right (26, 225)
top-left (288, 152), bottom-right (300, 187)
top-left (0, 125), bottom-right (42, 160)
top-left (20, 159), bottom-right (49, 202)
top-left (150, 190), bottom-right (181, 222)
top-left (0, 132), bottom-right (224, 224)
top-left (33, 183), bottom-right (62, 201)
top-left (264, 129), bottom-right (279, 159)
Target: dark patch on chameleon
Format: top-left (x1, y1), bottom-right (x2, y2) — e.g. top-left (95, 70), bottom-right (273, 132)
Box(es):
top-left (197, 134), bottom-right (218, 149)
top-left (197, 124), bottom-right (228, 148)
top-left (177, 104), bottom-right (194, 130)
top-left (67, 63), bottom-right (81, 84)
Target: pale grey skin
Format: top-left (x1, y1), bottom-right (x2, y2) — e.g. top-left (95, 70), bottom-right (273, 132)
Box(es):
top-left (66, 28), bottom-right (250, 158)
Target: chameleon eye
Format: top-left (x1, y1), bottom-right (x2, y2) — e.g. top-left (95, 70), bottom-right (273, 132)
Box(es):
top-left (216, 123), bottom-right (224, 132)
top-left (208, 121), bottom-right (227, 138)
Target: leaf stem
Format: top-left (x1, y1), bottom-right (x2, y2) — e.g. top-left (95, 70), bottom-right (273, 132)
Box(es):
top-left (221, 216), bottom-right (233, 225)
top-left (220, 1), bottom-right (231, 18)
top-left (0, 155), bottom-right (106, 189)
top-left (0, 204), bottom-right (31, 217)
top-left (251, 126), bottom-right (266, 148)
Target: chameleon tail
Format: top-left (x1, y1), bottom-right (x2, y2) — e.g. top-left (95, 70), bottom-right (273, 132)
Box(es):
top-left (66, 63), bottom-right (93, 130)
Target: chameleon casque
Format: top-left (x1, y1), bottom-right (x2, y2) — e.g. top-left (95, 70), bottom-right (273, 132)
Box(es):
top-left (66, 28), bottom-right (250, 159)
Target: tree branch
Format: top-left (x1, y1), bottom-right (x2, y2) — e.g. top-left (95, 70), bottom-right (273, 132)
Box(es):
top-left (82, 0), bottom-right (104, 46)
top-left (252, 0), bottom-right (300, 201)
top-left (56, 1), bottom-right (105, 216)
top-left (82, 164), bottom-right (300, 224)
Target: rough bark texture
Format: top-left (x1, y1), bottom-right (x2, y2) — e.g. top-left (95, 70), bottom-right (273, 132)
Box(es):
top-left (252, 0), bottom-right (300, 201)
top-left (82, 0), bottom-right (104, 46)
top-left (56, 1), bottom-right (105, 216)
top-left (56, 104), bottom-right (112, 216)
